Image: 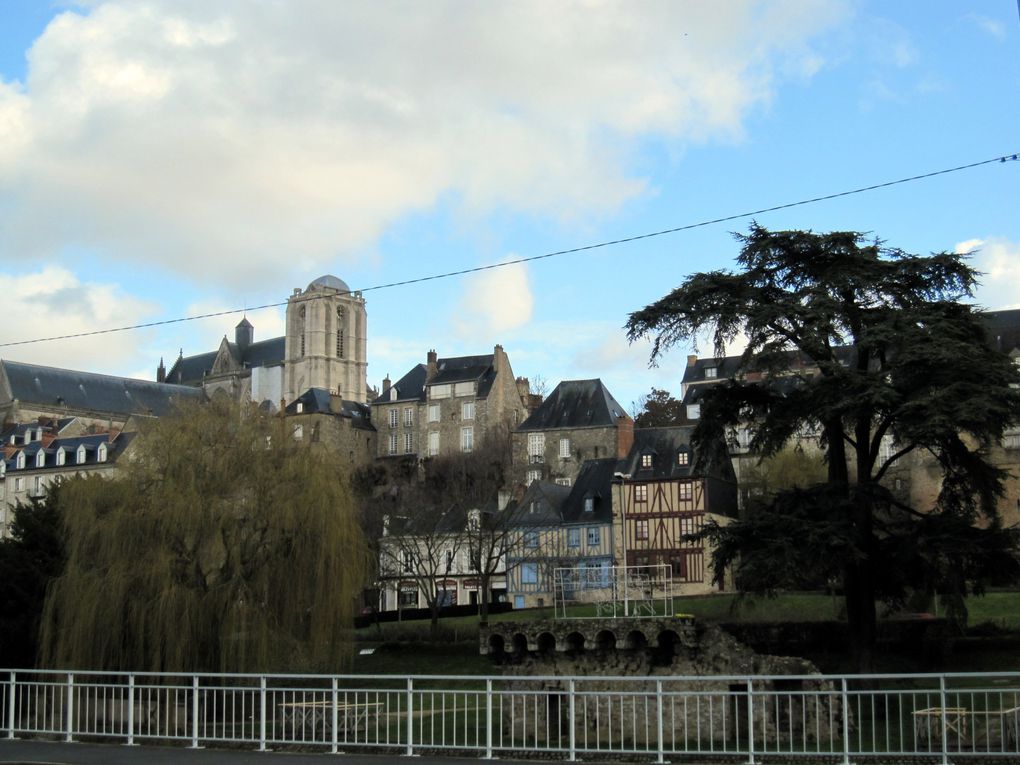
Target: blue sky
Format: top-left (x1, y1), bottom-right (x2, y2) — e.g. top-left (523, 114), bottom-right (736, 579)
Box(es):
top-left (1, 1), bottom-right (1018, 411)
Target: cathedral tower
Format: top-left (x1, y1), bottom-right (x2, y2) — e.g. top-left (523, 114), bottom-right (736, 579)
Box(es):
top-left (284, 275), bottom-right (368, 404)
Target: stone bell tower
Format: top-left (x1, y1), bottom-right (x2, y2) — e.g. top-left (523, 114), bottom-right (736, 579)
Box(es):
top-left (283, 275), bottom-right (367, 404)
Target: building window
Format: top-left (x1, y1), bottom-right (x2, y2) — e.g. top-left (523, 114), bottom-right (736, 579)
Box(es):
top-left (14, 477), bottom-right (25, 492)
top-left (295, 402), bottom-right (303, 414)
top-left (404, 407), bottom-right (414, 427)
top-left (430, 384), bottom-right (451, 399)
top-left (559, 438), bottom-right (570, 458)
top-left (680, 514), bottom-right (700, 538)
top-left (524, 531), bottom-right (539, 549)
top-left (336, 306), bottom-right (346, 358)
top-left (686, 404), bottom-right (700, 420)
top-left (521, 563), bottom-right (538, 585)
top-left (635, 519), bottom-right (649, 541)
top-left (388, 409), bottom-right (398, 428)
top-left (584, 497), bottom-right (594, 513)
top-left (445, 549), bottom-right (455, 571)
top-left (679, 482), bottom-right (693, 500)
top-left (555, 477), bottom-right (571, 486)
top-left (388, 433), bottom-right (398, 455)
top-left (76, 446), bottom-right (86, 464)
top-left (56, 449), bottom-right (66, 466)
top-left (526, 469), bottom-right (541, 484)
top-left (704, 366), bottom-right (717, 379)
top-left (428, 431), bottom-right (440, 456)
top-left (461, 427), bottom-right (473, 452)
top-left (634, 484), bottom-right (648, 503)
top-left (454, 381), bottom-right (474, 397)
top-left (462, 401), bottom-right (475, 420)
top-left (299, 307), bottom-right (306, 357)
top-left (399, 588), bottom-right (418, 608)
top-left (293, 424), bottom-right (303, 440)
top-left (527, 433), bottom-right (545, 459)
top-left (641, 453), bottom-right (653, 468)
top-left (97, 444), bottom-right (108, 463)
top-left (567, 528), bottom-right (580, 547)
top-left (35, 451), bottom-right (45, 468)
top-left (402, 551), bottom-right (414, 573)
top-left (16, 452), bottom-right (25, 469)
top-left (404, 432), bottom-right (414, 454)
top-left (677, 451), bottom-right (689, 466)
top-left (587, 527), bottom-right (600, 547)
top-left (428, 404), bottom-right (440, 422)
top-left (32, 476), bottom-right (43, 496)
top-left (514, 595), bottom-right (525, 609)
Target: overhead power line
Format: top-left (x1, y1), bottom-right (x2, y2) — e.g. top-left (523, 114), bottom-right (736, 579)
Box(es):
top-left (1, 151), bottom-right (1017, 350)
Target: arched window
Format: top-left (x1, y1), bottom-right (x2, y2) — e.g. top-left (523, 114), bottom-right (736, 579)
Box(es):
top-left (336, 306), bottom-right (346, 358)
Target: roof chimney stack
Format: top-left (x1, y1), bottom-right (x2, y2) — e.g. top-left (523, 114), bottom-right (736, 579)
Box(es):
top-left (427, 350), bottom-right (438, 381)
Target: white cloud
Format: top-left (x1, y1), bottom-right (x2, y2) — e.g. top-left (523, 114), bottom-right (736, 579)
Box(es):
top-left (0, 266), bottom-right (157, 372)
top-left (455, 260), bottom-right (533, 339)
top-left (0, 1), bottom-right (847, 289)
top-left (958, 237), bottom-right (1020, 311)
top-left (965, 14), bottom-right (1006, 40)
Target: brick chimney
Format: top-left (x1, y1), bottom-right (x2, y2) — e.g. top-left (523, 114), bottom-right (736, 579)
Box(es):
top-left (616, 415), bottom-right (635, 459)
top-left (427, 350), bottom-right (438, 381)
top-left (382, 374), bottom-right (391, 395)
top-left (687, 354), bottom-right (698, 367)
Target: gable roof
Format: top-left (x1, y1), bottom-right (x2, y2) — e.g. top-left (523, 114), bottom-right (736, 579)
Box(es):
top-left (562, 457), bottom-right (618, 523)
top-left (514, 481), bottom-right (571, 525)
top-left (284, 387), bottom-right (374, 429)
top-left (4, 431), bottom-right (135, 473)
top-left (620, 427), bottom-right (698, 480)
top-left (1, 360), bottom-right (205, 418)
top-left (372, 353), bottom-right (499, 405)
top-left (165, 336), bottom-right (285, 385)
top-left (518, 379), bottom-right (629, 432)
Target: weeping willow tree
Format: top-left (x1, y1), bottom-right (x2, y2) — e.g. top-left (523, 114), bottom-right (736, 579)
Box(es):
top-left (39, 398), bottom-right (369, 673)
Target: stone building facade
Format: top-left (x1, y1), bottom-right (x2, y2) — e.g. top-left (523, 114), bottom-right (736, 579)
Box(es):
top-left (282, 388), bottom-right (377, 466)
top-left (371, 345), bottom-right (528, 461)
top-left (513, 379), bottom-right (634, 487)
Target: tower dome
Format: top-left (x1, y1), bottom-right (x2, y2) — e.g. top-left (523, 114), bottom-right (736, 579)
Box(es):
top-left (307, 274), bottom-right (351, 293)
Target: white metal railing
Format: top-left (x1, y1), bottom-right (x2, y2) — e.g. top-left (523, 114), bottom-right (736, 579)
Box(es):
top-left (2, 669), bottom-right (1019, 763)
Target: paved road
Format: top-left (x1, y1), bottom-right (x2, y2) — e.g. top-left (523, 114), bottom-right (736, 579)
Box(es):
top-left (0, 739), bottom-right (559, 765)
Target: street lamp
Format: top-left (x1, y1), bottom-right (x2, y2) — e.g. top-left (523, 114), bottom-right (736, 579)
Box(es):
top-left (613, 472), bottom-right (631, 617)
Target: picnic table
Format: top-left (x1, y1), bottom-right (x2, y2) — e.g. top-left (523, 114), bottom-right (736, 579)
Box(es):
top-left (278, 700), bottom-right (381, 736)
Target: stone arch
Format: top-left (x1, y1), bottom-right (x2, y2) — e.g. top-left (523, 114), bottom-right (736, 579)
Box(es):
top-left (656, 629), bottom-right (681, 658)
top-left (488, 634), bottom-right (506, 658)
top-left (512, 633), bottom-right (529, 656)
top-left (595, 630), bottom-right (617, 651)
top-left (536, 632), bottom-right (556, 656)
top-left (565, 631), bottom-right (585, 653)
top-left (626, 630), bottom-right (649, 651)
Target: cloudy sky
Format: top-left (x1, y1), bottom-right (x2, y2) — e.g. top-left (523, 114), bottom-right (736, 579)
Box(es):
top-left (1, 1), bottom-right (1018, 411)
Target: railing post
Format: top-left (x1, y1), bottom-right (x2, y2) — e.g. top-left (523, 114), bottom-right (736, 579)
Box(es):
top-left (65, 673), bottom-right (74, 742)
top-left (484, 678), bottom-right (493, 759)
top-left (745, 678), bottom-right (755, 765)
top-left (190, 675), bottom-right (200, 748)
top-left (839, 677), bottom-right (852, 765)
top-left (7, 672), bottom-right (15, 739)
top-left (568, 678), bottom-right (576, 762)
top-left (939, 675), bottom-right (950, 765)
top-left (330, 677), bottom-right (339, 755)
top-left (126, 675), bottom-right (135, 746)
top-left (258, 676), bottom-right (267, 752)
top-left (655, 679), bottom-right (666, 764)
top-left (405, 677), bottom-right (415, 757)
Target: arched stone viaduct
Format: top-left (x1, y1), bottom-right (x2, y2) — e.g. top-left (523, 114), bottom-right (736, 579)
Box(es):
top-left (480, 617), bottom-right (697, 657)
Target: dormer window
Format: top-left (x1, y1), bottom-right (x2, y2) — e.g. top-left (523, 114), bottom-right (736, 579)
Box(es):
top-left (677, 451), bottom-right (689, 466)
top-left (77, 445), bottom-right (87, 464)
top-left (584, 497), bottom-right (594, 513)
top-left (705, 366), bottom-right (718, 379)
top-left (56, 448), bottom-right (66, 466)
top-left (641, 454), bottom-right (653, 469)
top-left (97, 443), bottom-right (108, 463)
top-left (16, 452), bottom-right (26, 469)
top-left (296, 402), bottom-right (303, 414)
top-left (35, 451), bottom-right (45, 468)
top-left (24, 430), bottom-right (32, 444)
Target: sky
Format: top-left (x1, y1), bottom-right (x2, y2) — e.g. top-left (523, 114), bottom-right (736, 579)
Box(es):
top-left (0, 1), bottom-right (1018, 413)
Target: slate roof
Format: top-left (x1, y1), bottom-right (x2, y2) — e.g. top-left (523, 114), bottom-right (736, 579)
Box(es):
top-left (620, 427), bottom-right (697, 481)
top-left (4, 431), bottom-right (135, 473)
top-left (514, 481), bottom-right (571, 526)
top-left (561, 457), bottom-right (618, 524)
top-left (372, 354), bottom-right (498, 405)
top-left (517, 379), bottom-right (628, 432)
top-left (984, 309), bottom-right (1020, 354)
top-left (165, 337), bottom-right (285, 385)
top-left (2, 360), bottom-right (205, 418)
top-left (284, 387), bottom-right (374, 430)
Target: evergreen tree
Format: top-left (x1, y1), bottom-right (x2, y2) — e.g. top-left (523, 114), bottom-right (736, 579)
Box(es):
top-left (633, 387), bottom-right (686, 428)
top-left (39, 399), bottom-right (369, 673)
top-left (627, 224), bottom-right (1020, 670)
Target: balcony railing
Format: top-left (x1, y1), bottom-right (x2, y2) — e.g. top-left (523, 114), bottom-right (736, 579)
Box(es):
top-left (1, 669), bottom-right (1018, 763)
